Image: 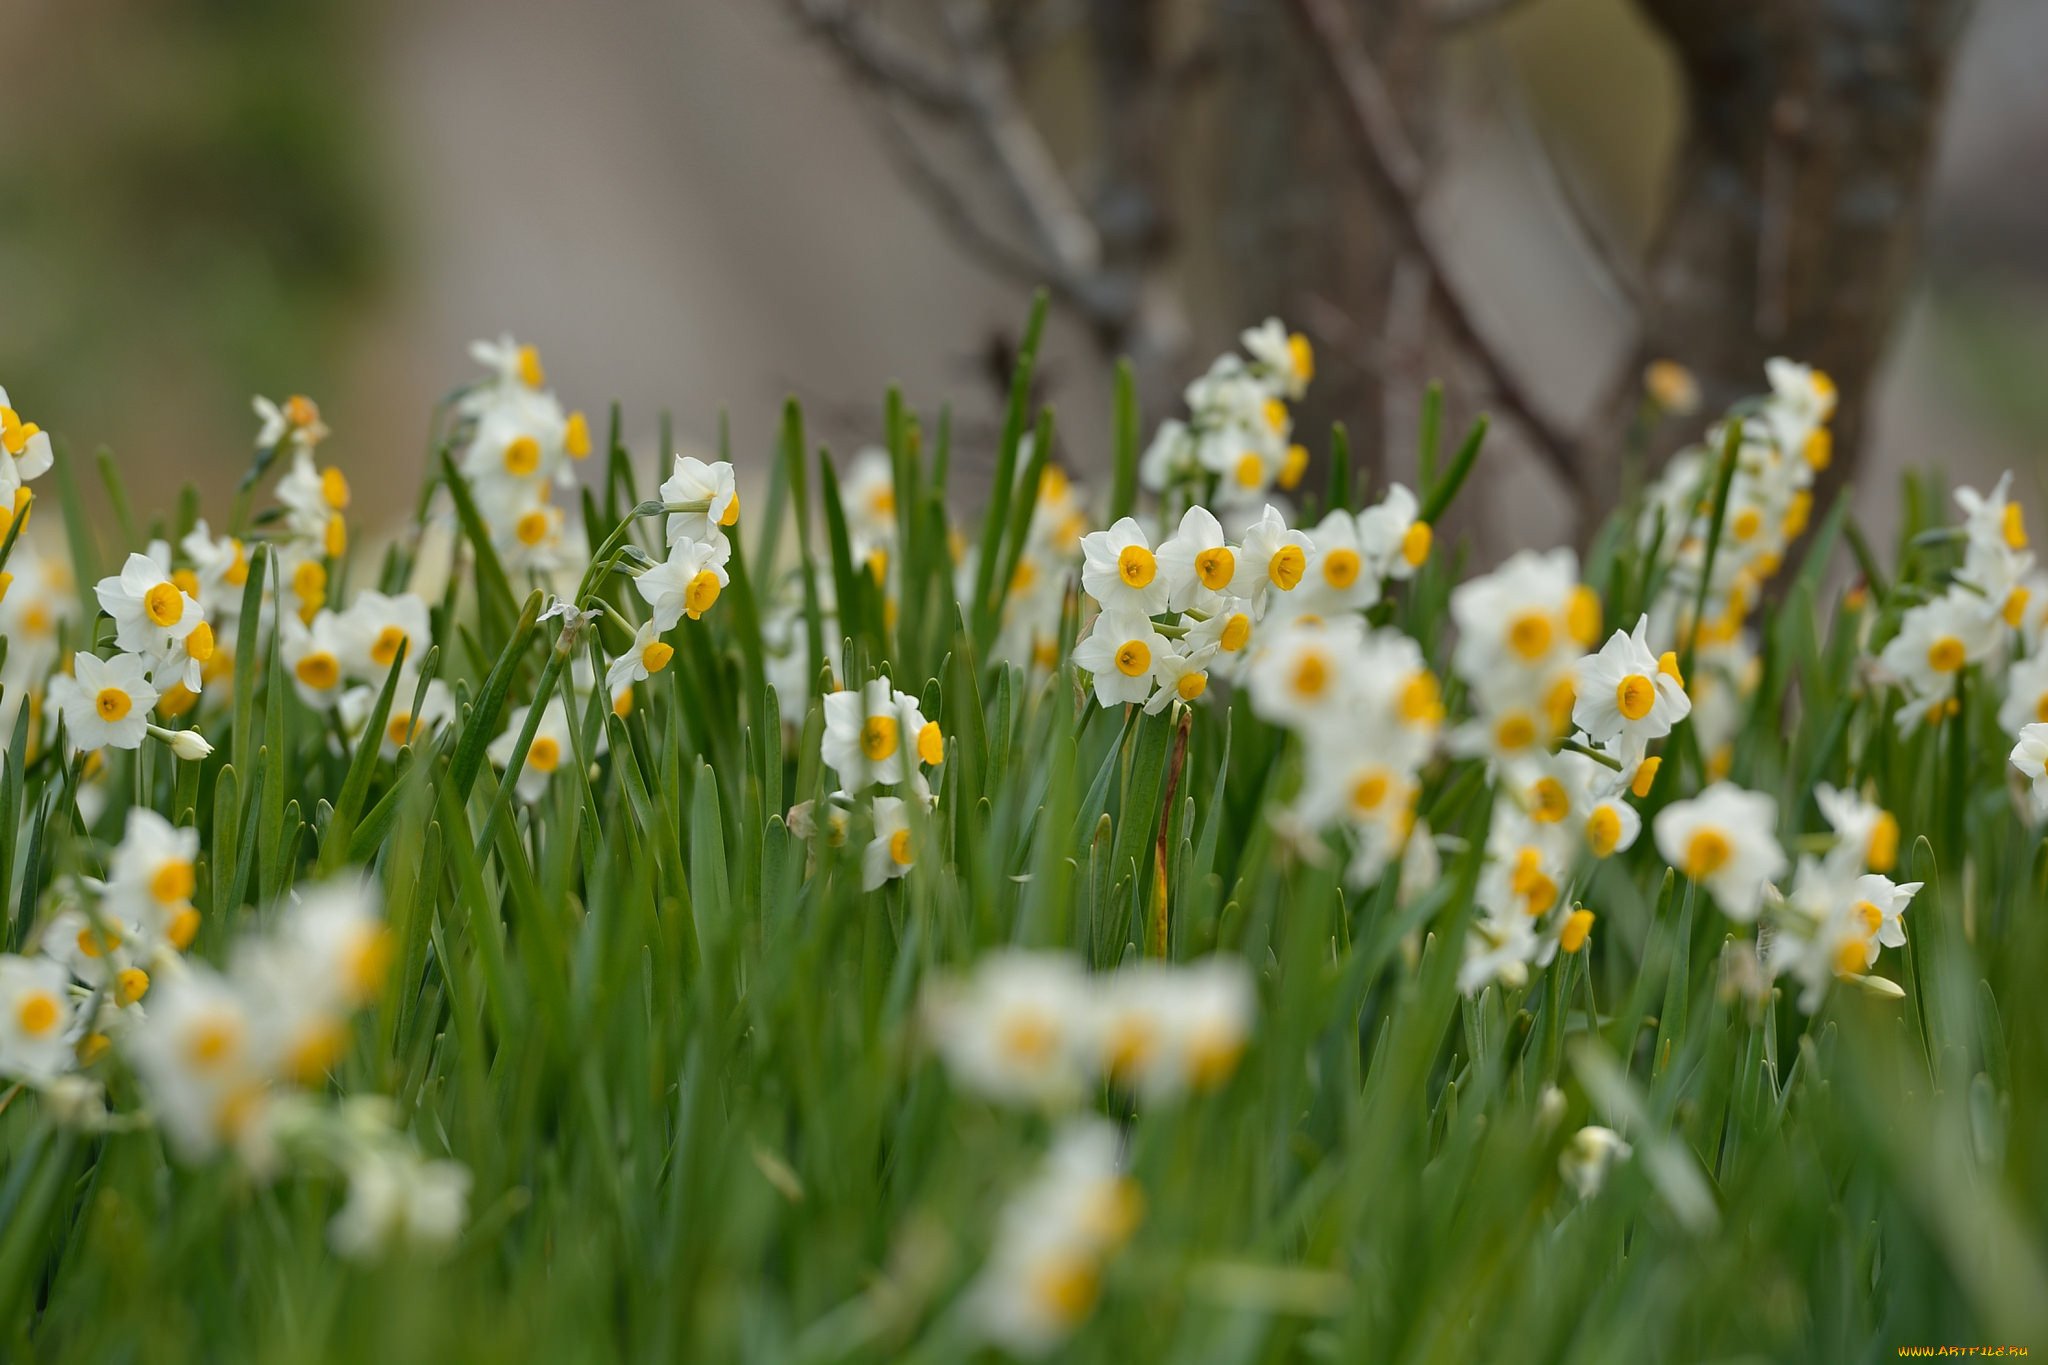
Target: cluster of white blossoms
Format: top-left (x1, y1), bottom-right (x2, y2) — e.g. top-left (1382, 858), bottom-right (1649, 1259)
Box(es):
top-left (918, 950), bottom-right (1254, 1353)
top-left (1072, 489), bottom-right (1431, 718)
top-left (453, 334), bottom-right (595, 573)
top-left (1139, 317), bottom-right (1315, 507)
top-left (0, 864), bottom-right (467, 1260)
top-left (964, 1119), bottom-right (1144, 1358)
top-left (809, 677), bottom-right (946, 890)
top-left (1634, 359), bottom-right (1837, 774)
top-left (1870, 471), bottom-right (2042, 735)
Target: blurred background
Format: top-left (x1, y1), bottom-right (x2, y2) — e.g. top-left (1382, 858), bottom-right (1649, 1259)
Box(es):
top-left (3, 0), bottom-right (2043, 557)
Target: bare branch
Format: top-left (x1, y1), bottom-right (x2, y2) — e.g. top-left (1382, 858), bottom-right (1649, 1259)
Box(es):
top-left (1431, 0), bottom-right (1544, 31)
top-left (787, 0), bottom-right (967, 114)
top-left (1284, 0), bottom-right (1586, 496)
top-left (871, 100), bottom-right (1065, 290)
top-left (941, 0), bottom-right (1105, 282)
top-left (1476, 40), bottom-right (1650, 319)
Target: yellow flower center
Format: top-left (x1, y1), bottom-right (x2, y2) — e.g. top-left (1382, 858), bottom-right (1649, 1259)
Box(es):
top-left (1586, 806), bottom-right (1623, 858)
top-left (284, 394), bottom-right (319, 429)
top-left (1683, 827), bottom-right (1733, 878)
top-left (503, 436), bottom-right (541, 476)
top-left (1234, 453), bottom-right (1265, 489)
top-left (1322, 547), bottom-right (1361, 590)
top-left (1926, 635), bottom-right (1966, 673)
top-left (527, 735), bottom-right (562, 773)
top-left (115, 967), bottom-right (150, 1007)
top-left (295, 652), bottom-right (340, 690)
top-left (1398, 672), bottom-right (1442, 727)
top-left (888, 827), bottom-right (913, 867)
top-left (1287, 332), bottom-right (1314, 382)
top-left (151, 858), bottom-right (196, 906)
top-left (1263, 398), bottom-right (1289, 434)
top-left (185, 1016), bottom-right (242, 1068)
top-left (1187, 1025), bottom-right (1246, 1089)
top-left (320, 467), bottom-right (350, 510)
top-left (1494, 712), bottom-right (1536, 752)
top-left (145, 582), bottom-right (185, 628)
top-left (1175, 671), bottom-right (1207, 702)
top-left (2005, 502), bottom-right (2028, 551)
top-left (1802, 429), bottom-right (1832, 471)
top-left (1289, 650), bottom-right (1329, 699)
top-left (1117, 544), bottom-right (1157, 589)
top-left (2005, 587), bottom-right (2031, 629)
top-left (1114, 639), bottom-right (1152, 678)
top-left (1616, 673), bottom-right (1656, 721)
top-left (1507, 611), bottom-right (1553, 661)
top-left (861, 715), bottom-right (900, 762)
top-left (1351, 769), bottom-right (1390, 813)
top-left (1560, 908), bottom-right (1596, 953)
top-left (1219, 613), bottom-right (1252, 652)
top-left (285, 1018), bottom-right (349, 1085)
top-left (1510, 847), bottom-right (1557, 913)
top-left (1784, 491), bottom-right (1813, 539)
top-left (515, 345), bottom-right (545, 388)
top-left (345, 926), bottom-right (394, 1001)
top-left (1530, 776), bottom-right (1570, 823)
top-left (1268, 545), bottom-right (1305, 590)
top-left (1731, 508), bottom-right (1763, 543)
top-left (1402, 521), bottom-right (1432, 567)
top-left (1278, 444), bottom-right (1309, 490)
top-left (15, 992), bottom-right (59, 1037)
top-left (293, 559), bottom-right (327, 604)
top-left (684, 570), bottom-right (722, 619)
top-left (77, 926), bottom-right (121, 958)
top-left (640, 639), bottom-right (675, 674)
top-left (186, 621), bottom-right (216, 665)
top-left (324, 514), bottom-right (348, 559)
top-left (999, 1009), bottom-right (1056, 1063)
top-left (917, 721), bottom-right (945, 765)
top-left (0, 406), bottom-right (42, 456)
top-left (387, 713), bottom-right (416, 748)
top-left (1631, 756), bottom-right (1661, 799)
top-left (515, 509), bottom-right (551, 547)
top-left (720, 491), bottom-right (741, 527)
top-left (371, 625), bottom-right (408, 668)
top-left (95, 687), bottom-right (133, 723)
top-left (1867, 811), bottom-right (1898, 872)
top-left (1030, 1256), bottom-right (1101, 1327)
top-left (564, 411), bottom-right (591, 459)
top-left (1567, 586), bottom-right (1602, 647)
top-left (167, 907), bottom-right (201, 951)
top-left (1195, 547), bottom-right (1235, 591)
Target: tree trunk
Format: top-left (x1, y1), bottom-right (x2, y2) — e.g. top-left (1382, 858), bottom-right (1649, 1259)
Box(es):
top-left (1617, 0), bottom-right (1969, 509)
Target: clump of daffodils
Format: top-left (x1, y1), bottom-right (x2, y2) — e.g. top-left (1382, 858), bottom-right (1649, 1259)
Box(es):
top-left (965, 1119), bottom-right (1144, 1356)
top-left (920, 951), bottom-right (1253, 1353)
top-left (919, 949), bottom-right (1256, 1108)
top-left (1870, 472), bottom-right (2041, 736)
top-left (453, 334), bottom-right (594, 572)
top-left (0, 873), bottom-right (467, 1261)
top-left (1635, 359), bottom-right (1839, 776)
top-left (1139, 317), bottom-right (1315, 508)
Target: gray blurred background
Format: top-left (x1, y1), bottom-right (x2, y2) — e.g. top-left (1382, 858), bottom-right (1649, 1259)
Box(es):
top-left (3, 0), bottom-right (2043, 555)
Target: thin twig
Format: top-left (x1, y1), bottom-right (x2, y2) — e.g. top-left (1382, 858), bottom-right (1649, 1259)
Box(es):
top-left (1432, 0), bottom-right (1544, 30)
top-left (787, 0), bottom-right (968, 114)
top-left (1284, 0), bottom-right (1585, 497)
top-left (1476, 39), bottom-right (1650, 319)
top-left (872, 100), bottom-right (1063, 289)
top-left (941, 0), bottom-right (1105, 282)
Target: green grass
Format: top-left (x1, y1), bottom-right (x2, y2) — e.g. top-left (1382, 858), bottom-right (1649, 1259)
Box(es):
top-left (1, 306), bottom-right (2046, 1365)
